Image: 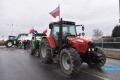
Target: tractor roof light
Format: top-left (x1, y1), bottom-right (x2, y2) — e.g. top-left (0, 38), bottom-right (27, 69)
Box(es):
top-left (51, 21), bottom-right (75, 25)
top-left (62, 21), bottom-right (75, 25)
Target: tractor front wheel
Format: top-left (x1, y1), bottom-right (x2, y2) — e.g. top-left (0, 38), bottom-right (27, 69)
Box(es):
top-left (60, 48), bottom-right (82, 76)
top-left (87, 47), bottom-right (106, 68)
top-left (40, 39), bottom-right (52, 64)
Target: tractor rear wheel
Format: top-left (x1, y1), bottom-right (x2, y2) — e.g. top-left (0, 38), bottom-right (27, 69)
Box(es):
top-left (60, 48), bottom-right (82, 76)
top-left (40, 39), bottom-right (52, 64)
top-left (6, 41), bottom-right (13, 47)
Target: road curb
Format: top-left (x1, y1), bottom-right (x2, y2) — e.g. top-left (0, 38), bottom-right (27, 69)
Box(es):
top-left (107, 57), bottom-right (120, 60)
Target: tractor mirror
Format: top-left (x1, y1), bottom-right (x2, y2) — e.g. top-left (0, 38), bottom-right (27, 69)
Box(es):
top-left (82, 32), bottom-right (85, 36)
top-left (82, 26), bottom-right (84, 31)
top-left (49, 24), bottom-right (53, 29)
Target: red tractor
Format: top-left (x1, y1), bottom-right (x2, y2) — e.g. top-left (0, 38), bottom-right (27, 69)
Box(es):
top-left (40, 18), bottom-right (106, 76)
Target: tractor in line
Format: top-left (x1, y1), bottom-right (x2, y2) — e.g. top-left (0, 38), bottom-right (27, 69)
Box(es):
top-left (5, 33), bottom-right (28, 47)
top-left (28, 33), bottom-right (46, 57)
top-left (29, 18), bottom-right (106, 76)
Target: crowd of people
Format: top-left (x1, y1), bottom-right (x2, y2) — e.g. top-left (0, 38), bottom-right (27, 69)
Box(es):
top-left (17, 40), bottom-right (30, 50)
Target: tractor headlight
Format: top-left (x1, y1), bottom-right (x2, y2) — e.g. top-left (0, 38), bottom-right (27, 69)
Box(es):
top-left (92, 48), bottom-right (94, 51)
top-left (88, 48), bottom-right (91, 51)
top-left (88, 42), bottom-right (95, 52)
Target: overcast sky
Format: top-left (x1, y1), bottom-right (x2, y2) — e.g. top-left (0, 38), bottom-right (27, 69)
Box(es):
top-left (0, 0), bottom-right (119, 39)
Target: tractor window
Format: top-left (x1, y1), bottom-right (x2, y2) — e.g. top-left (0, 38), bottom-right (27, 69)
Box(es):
top-left (62, 24), bottom-right (77, 37)
top-left (53, 25), bottom-right (59, 37)
top-left (50, 24), bottom-right (59, 45)
top-left (36, 36), bottom-right (42, 41)
top-left (69, 25), bottom-right (77, 35)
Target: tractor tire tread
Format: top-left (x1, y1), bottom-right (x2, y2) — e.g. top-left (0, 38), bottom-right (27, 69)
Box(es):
top-left (60, 48), bottom-right (82, 76)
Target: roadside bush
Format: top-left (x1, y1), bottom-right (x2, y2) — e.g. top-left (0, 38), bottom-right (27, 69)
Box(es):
top-left (0, 40), bottom-right (5, 45)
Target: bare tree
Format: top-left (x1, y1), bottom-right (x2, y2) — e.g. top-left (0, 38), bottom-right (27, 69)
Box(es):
top-left (92, 28), bottom-right (103, 40)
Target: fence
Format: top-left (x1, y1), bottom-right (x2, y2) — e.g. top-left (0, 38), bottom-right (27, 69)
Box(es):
top-left (94, 37), bottom-right (120, 49)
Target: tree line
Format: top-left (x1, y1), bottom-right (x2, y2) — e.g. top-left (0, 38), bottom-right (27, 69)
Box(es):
top-left (92, 25), bottom-right (120, 40)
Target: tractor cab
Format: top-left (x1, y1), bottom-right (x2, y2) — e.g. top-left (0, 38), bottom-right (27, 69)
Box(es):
top-left (49, 18), bottom-right (83, 46)
top-left (8, 36), bottom-right (16, 40)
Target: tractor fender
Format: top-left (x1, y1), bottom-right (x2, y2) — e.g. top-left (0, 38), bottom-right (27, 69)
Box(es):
top-left (5, 40), bottom-right (13, 44)
top-left (42, 36), bottom-right (56, 48)
top-left (58, 44), bottom-right (70, 54)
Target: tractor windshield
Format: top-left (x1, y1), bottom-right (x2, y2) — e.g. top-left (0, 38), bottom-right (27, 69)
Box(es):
top-left (62, 24), bottom-right (77, 36)
top-left (35, 36), bottom-right (42, 41)
top-left (8, 36), bottom-right (16, 40)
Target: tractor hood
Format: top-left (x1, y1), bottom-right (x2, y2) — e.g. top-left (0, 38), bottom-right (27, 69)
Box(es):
top-left (67, 36), bottom-right (94, 53)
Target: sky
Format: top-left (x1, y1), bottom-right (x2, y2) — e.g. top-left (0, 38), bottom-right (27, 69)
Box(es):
top-left (0, 0), bottom-right (119, 39)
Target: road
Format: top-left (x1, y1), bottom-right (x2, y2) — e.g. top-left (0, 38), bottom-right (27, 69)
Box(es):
top-left (0, 46), bottom-right (120, 80)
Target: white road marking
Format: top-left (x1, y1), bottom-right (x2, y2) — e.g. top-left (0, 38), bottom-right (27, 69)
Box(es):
top-left (81, 70), bottom-right (110, 80)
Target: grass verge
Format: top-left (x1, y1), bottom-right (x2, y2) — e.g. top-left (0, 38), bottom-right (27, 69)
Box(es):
top-left (104, 50), bottom-right (120, 59)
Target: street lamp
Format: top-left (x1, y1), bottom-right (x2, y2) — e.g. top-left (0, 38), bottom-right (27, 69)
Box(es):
top-left (7, 24), bottom-right (17, 36)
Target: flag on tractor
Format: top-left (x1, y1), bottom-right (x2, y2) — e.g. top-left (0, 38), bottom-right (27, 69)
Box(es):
top-left (32, 30), bottom-right (38, 35)
top-left (29, 28), bottom-right (34, 34)
top-left (43, 27), bottom-right (48, 34)
top-left (49, 6), bottom-right (60, 18)
top-left (43, 29), bottom-right (47, 34)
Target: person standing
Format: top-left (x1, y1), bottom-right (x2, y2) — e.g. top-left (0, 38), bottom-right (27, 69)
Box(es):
top-left (24, 40), bottom-right (27, 50)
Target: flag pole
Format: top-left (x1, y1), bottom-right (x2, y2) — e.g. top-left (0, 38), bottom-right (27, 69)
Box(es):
top-left (59, 5), bottom-right (60, 21)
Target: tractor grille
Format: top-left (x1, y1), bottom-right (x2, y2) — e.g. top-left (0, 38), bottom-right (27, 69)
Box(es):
top-left (78, 44), bottom-right (85, 51)
top-left (88, 42), bottom-right (95, 52)
top-left (88, 42), bottom-right (95, 48)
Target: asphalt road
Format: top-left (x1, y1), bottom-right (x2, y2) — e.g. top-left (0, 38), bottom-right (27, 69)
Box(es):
top-left (0, 46), bottom-right (120, 80)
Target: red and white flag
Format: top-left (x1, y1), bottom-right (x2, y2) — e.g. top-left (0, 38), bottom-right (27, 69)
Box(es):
top-left (29, 28), bottom-right (34, 34)
top-left (49, 6), bottom-right (60, 18)
top-left (43, 27), bottom-right (48, 34)
top-left (43, 29), bottom-right (47, 34)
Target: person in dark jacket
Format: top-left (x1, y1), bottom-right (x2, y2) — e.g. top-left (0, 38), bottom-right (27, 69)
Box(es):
top-left (26, 40), bottom-right (30, 49)
top-left (24, 40), bottom-right (27, 50)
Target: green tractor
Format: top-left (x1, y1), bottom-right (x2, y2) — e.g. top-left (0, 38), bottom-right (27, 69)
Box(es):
top-left (28, 33), bottom-right (46, 57)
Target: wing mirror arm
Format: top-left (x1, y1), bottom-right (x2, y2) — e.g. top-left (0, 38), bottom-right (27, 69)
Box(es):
top-left (76, 25), bottom-right (84, 31)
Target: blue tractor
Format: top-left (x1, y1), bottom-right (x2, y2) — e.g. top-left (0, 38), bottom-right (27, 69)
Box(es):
top-left (5, 33), bottom-right (28, 47)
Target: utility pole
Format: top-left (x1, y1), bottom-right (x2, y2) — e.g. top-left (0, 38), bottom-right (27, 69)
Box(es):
top-left (7, 24), bottom-right (17, 36)
top-left (2, 36), bottom-right (4, 40)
